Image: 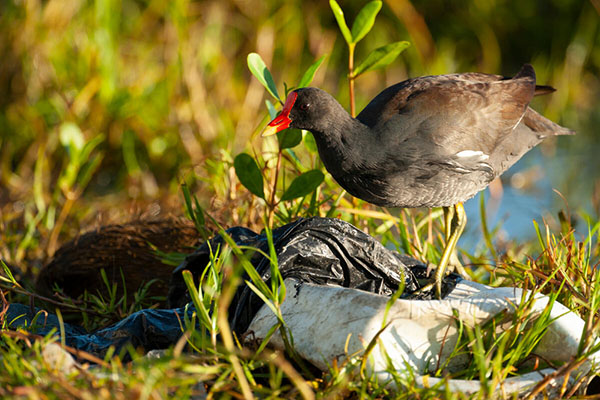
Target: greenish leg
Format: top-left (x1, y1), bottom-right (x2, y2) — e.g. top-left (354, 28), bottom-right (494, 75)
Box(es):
top-left (435, 202), bottom-right (467, 298)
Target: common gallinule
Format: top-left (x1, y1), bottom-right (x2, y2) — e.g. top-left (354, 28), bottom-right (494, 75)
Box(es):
top-left (263, 64), bottom-right (573, 297)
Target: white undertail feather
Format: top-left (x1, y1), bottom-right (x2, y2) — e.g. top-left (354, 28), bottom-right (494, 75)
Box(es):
top-left (455, 150), bottom-right (489, 160)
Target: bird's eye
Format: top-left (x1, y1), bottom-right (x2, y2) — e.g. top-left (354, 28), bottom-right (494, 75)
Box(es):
top-left (299, 103), bottom-right (310, 111)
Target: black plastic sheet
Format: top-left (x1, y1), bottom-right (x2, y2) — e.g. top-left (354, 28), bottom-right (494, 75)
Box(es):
top-left (168, 217), bottom-right (459, 334)
top-left (6, 217), bottom-right (459, 358)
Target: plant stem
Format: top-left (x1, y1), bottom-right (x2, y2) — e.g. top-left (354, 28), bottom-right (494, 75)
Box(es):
top-left (348, 43), bottom-right (356, 117)
top-left (268, 150), bottom-right (283, 228)
top-left (47, 189), bottom-right (80, 257)
top-left (216, 264), bottom-right (254, 400)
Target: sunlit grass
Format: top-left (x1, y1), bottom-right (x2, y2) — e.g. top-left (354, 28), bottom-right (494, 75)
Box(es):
top-left (1, 0), bottom-right (599, 398)
top-left (3, 184), bottom-right (600, 398)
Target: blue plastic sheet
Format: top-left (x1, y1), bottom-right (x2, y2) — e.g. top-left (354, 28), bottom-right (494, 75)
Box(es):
top-left (6, 303), bottom-right (195, 358)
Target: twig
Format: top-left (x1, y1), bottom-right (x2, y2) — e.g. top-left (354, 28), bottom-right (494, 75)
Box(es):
top-left (0, 288), bottom-right (9, 325)
top-left (435, 320), bottom-right (453, 372)
top-left (0, 283), bottom-right (105, 317)
top-left (48, 189), bottom-right (81, 257)
top-left (1, 330), bottom-right (110, 368)
top-left (268, 150), bottom-right (283, 228)
top-left (523, 357), bottom-right (587, 400)
top-left (266, 350), bottom-right (315, 400)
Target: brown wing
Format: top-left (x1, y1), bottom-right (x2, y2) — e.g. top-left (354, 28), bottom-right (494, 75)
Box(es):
top-left (358, 64), bottom-right (536, 153)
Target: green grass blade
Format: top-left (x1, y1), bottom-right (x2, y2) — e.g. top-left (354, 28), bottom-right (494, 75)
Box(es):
top-left (480, 192), bottom-right (497, 259)
top-left (244, 280), bottom-right (280, 321)
top-left (219, 233), bottom-right (273, 298)
top-left (182, 269), bottom-right (214, 331)
top-left (1, 260), bottom-right (18, 285)
top-left (181, 184), bottom-right (208, 237)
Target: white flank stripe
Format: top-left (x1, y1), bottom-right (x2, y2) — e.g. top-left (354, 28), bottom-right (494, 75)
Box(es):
top-left (456, 150), bottom-right (489, 160)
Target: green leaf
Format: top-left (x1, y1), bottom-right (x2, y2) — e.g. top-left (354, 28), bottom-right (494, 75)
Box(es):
top-left (302, 130), bottom-right (318, 154)
top-left (234, 153), bottom-right (265, 199)
top-left (298, 55), bottom-right (327, 88)
top-left (277, 128), bottom-right (302, 149)
top-left (350, 1), bottom-right (382, 44)
top-left (329, 0), bottom-right (352, 45)
top-left (353, 41), bottom-right (410, 77)
top-left (247, 53), bottom-right (280, 101)
top-left (280, 170), bottom-right (324, 201)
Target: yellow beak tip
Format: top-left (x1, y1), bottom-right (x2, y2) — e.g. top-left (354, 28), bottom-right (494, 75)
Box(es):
top-left (261, 125), bottom-right (279, 137)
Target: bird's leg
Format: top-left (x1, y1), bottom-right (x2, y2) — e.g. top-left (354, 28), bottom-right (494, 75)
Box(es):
top-left (443, 206), bottom-right (454, 242)
top-left (435, 202), bottom-right (467, 298)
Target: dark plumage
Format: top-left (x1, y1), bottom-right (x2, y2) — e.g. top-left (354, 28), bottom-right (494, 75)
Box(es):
top-left (265, 64), bottom-right (573, 208)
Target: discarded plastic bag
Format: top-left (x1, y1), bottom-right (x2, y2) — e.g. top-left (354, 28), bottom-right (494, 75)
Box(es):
top-left (5, 303), bottom-right (195, 359)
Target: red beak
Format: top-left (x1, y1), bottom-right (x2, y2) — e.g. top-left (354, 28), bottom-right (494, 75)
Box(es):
top-left (263, 92), bottom-right (298, 136)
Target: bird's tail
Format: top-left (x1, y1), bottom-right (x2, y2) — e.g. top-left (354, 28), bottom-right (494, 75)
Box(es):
top-left (514, 64), bottom-right (536, 83)
top-left (524, 108), bottom-right (575, 137)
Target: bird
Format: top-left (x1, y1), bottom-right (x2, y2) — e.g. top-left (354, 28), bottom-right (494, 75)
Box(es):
top-left (262, 64), bottom-right (573, 297)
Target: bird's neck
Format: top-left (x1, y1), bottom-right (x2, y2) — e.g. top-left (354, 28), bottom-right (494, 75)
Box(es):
top-left (311, 114), bottom-right (374, 176)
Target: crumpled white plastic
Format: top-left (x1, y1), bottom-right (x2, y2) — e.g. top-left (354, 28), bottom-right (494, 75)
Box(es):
top-left (247, 278), bottom-right (597, 396)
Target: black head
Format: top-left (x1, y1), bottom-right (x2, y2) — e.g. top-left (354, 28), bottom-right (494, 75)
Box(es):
top-left (264, 87), bottom-right (347, 135)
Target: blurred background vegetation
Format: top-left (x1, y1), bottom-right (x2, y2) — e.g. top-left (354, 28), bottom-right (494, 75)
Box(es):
top-left (1, 0), bottom-right (599, 269)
